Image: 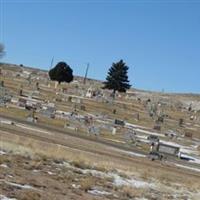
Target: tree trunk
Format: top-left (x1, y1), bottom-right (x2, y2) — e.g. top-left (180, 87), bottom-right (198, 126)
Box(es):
top-left (113, 90), bottom-right (116, 98)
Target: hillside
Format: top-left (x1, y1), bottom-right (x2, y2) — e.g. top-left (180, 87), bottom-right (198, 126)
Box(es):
top-left (0, 63), bottom-right (200, 200)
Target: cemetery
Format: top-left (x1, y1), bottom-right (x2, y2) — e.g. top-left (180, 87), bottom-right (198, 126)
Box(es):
top-left (1, 3), bottom-right (200, 199)
top-left (1, 63), bottom-right (200, 156)
top-left (0, 63), bottom-right (200, 200)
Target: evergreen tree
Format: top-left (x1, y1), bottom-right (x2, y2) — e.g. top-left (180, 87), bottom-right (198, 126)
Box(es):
top-left (49, 61), bottom-right (73, 84)
top-left (103, 60), bottom-right (131, 93)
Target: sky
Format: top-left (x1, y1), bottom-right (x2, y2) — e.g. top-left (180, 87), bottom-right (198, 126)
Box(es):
top-left (0, 0), bottom-right (200, 93)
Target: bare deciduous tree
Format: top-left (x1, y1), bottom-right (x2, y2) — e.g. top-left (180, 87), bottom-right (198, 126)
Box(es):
top-left (0, 43), bottom-right (5, 59)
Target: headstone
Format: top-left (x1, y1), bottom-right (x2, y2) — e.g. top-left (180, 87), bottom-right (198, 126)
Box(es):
top-left (80, 105), bottom-right (86, 111)
top-left (190, 115), bottom-right (194, 120)
top-left (114, 119), bottom-right (125, 126)
top-left (36, 82), bottom-right (39, 90)
top-left (71, 97), bottom-right (81, 104)
top-left (153, 124), bottom-right (161, 131)
top-left (19, 89), bottom-right (23, 96)
top-left (157, 116), bottom-right (164, 123)
top-left (68, 96), bottom-right (72, 102)
top-left (0, 81), bottom-right (4, 87)
top-left (184, 132), bottom-right (193, 138)
top-left (179, 118), bottom-right (184, 127)
top-left (88, 126), bottom-right (100, 136)
top-left (27, 116), bottom-right (37, 123)
top-left (124, 131), bottom-right (136, 143)
top-left (136, 113), bottom-right (140, 121)
top-left (112, 127), bottom-right (117, 135)
top-left (55, 81), bottom-right (58, 89)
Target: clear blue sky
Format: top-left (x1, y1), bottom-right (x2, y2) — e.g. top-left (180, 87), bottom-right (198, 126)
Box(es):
top-left (0, 0), bottom-right (200, 93)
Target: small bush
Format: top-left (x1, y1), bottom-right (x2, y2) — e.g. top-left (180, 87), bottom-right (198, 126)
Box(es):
top-left (80, 177), bottom-right (96, 192)
top-left (71, 160), bottom-right (91, 170)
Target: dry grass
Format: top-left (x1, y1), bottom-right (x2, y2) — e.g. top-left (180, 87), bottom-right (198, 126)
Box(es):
top-left (37, 114), bottom-right (65, 127)
top-left (71, 160), bottom-right (92, 170)
top-left (0, 107), bottom-right (29, 119)
top-left (119, 186), bottom-right (147, 199)
top-left (80, 177), bottom-right (96, 192)
top-left (15, 191), bottom-right (42, 200)
top-left (1, 130), bottom-right (200, 193)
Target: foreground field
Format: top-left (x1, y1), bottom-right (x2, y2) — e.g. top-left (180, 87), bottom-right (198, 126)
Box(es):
top-left (1, 149), bottom-right (200, 200)
top-left (1, 127), bottom-right (200, 200)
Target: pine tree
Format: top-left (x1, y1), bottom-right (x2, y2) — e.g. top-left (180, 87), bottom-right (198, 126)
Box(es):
top-left (103, 60), bottom-right (131, 93)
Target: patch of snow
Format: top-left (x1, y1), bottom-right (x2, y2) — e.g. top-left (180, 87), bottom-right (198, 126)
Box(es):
top-left (5, 182), bottom-right (35, 190)
top-left (191, 192), bottom-right (200, 200)
top-left (0, 195), bottom-right (17, 200)
top-left (134, 128), bottom-right (165, 137)
top-left (125, 151), bottom-right (146, 158)
top-left (112, 173), bottom-right (153, 188)
top-left (0, 120), bottom-right (13, 125)
top-left (59, 162), bottom-right (154, 189)
top-left (138, 139), bottom-right (149, 143)
top-left (79, 168), bottom-right (108, 178)
top-left (47, 171), bottom-right (54, 175)
top-left (126, 122), bottom-right (147, 129)
top-left (135, 198), bottom-right (148, 200)
top-left (137, 135), bottom-right (148, 140)
top-left (78, 169), bottom-right (154, 188)
top-left (180, 148), bottom-right (199, 155)
top-left (112, 148), bottom-right (146, 158)
top-left (189, 158), bottom-right (200, 165)
top-left (71, 184), bottom-right (80, 189)
top-left (16, 124), bottom-right (51, 135)
top-left (88, 189), bottom-right (112, 196)
top-left (126, 122), bottom-right (165, 138)
top-left (0, 164), bottom-right (8, 168)
top-left (56, 110), bottom-right (71, 116)
top-left (32, 170), bottom-right (40, 173)
top-left (191, 144), bottom-right (199, 149)
top-left (0, 150), bottom-right (6, 155)
top-left (160, 140), bottom-right (181, 147)
top-left (174, 164), bottom-right (200, 173)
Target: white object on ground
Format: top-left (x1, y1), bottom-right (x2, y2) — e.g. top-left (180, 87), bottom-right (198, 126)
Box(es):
top-left (0, 195), bottom-right (17, 200)
top-left (60, 162), bottom-right (154, 189)
top-left (174, 163), bottom-right (200, 173)
top-left (0, 164), bottom-right (8, 168)
top-left (16, 124), bottom-right (51, 135)
top-left (88, 189), bottom-right (112, 196)
top-left (0, 150), bottom-right (6, 155)
top-left (4, 182), bottom-right (35, 190)
top-left (47, 171), bottom-right (54, 175)
top-left (0, 120), bottom-right (13, 125)
top-left (72, 184), bottom-right (80, 189)
top-left (111, 173), bottom-right (153, 188)
top-left (134, 128), bottom-right (164, 137)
